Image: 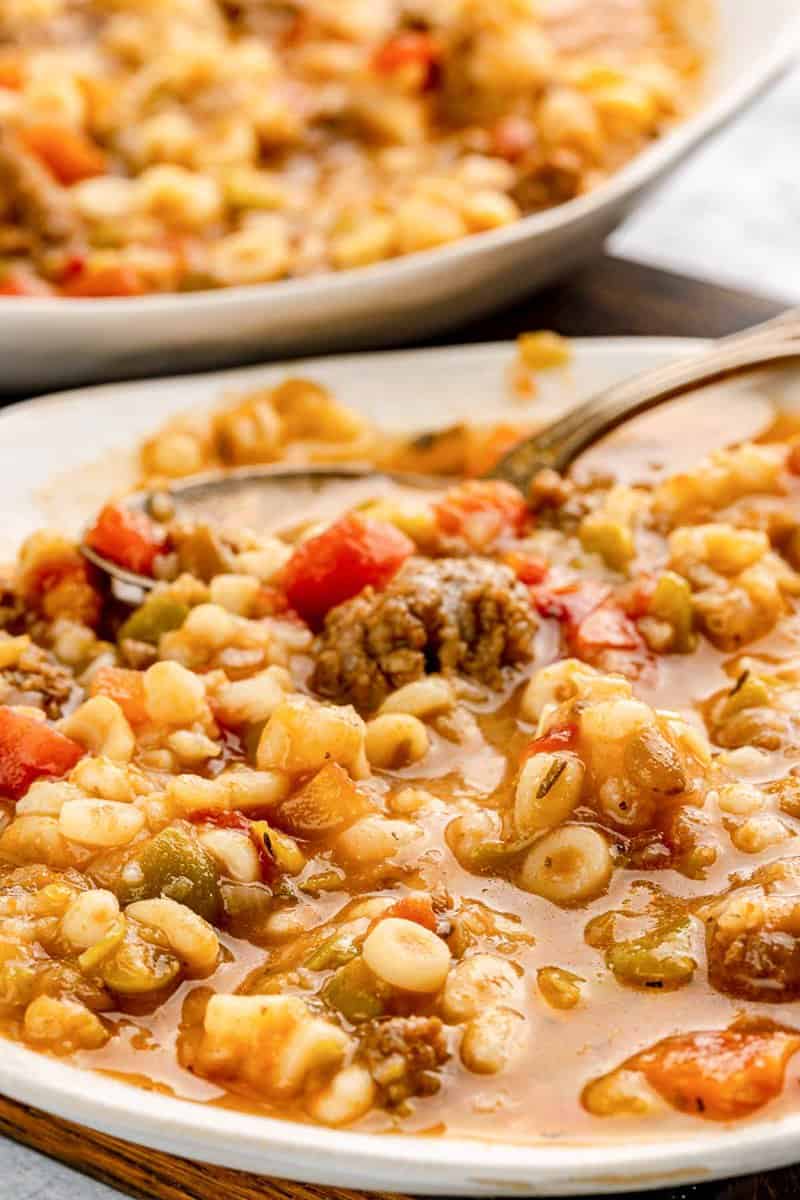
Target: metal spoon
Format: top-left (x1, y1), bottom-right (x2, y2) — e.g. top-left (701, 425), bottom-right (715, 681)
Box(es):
top-left (83, 308), bottom-right (800, 593)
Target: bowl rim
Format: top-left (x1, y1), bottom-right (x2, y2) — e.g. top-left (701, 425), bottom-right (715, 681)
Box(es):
top-left (2, 9), bottom-right (799, 321)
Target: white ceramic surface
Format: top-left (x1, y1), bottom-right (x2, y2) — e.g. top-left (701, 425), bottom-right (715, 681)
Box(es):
top-left (4, 338), bottom-right (800, 1195)
top-left (2, 0), bottom-right (799, 395)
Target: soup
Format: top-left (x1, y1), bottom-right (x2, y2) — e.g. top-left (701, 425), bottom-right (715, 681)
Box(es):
top-left (3, 366), bottom-right (800, 1141)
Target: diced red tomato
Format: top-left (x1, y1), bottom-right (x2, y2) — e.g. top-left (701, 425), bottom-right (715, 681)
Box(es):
top-left (616, 574), bottom-right (657, 619)
top-left (383, 894), bottom-right (438, 932)
top-left (573, 605), bottom-right (642, 657)
top-left (522, 723), bottom-right (579, 759)
top-left (533, 580), bottom-right (611, 627)
top-left (90, 667), bottom-right (149, 726)
top-left (491, 115), bottom-right (537, 162)
top-left (0, 707), bottom-right (84, 801)
top-left (634, 1025), bottom-right (800, 1120)
top-left (505, 551), bottom-right (548, 587)
top-left (282, 513), bottom-right (414, 629)
top-left (0, 269), bottom-right (52, 297)
top-left (86, 504), bottom-right (166, 577)
top-left (62, 263), bottom-right (144, 299)
top-left (19, 123), bottom-right (107, 185)
top-left (373, 32), bottom-right (441, 86)
top-left (435, 480), bottom-right (530, 550)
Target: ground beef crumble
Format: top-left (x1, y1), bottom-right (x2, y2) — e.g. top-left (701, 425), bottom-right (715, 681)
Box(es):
top-left (0, 642), bottom-right (77, 719)
top-left (313, 557), bottom-right (537, 711)
top-left (357, 1015), bottom-right (450, 1108)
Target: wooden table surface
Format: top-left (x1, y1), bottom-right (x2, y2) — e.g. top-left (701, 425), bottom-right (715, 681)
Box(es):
top-left (0, 253), bottom-right (796, 1200)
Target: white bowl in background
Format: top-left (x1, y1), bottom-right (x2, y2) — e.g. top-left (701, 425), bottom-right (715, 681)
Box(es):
top-left (4, 337), bottom-right (800, 1195)
top-left (1, 0), bottom-right (799, 395)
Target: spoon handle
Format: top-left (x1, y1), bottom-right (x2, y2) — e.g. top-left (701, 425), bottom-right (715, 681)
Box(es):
top-left (489, 307), bottom-right (800, 492)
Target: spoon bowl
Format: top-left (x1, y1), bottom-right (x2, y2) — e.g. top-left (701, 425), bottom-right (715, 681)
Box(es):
top-left (83, 309), bottom-right (800, 593)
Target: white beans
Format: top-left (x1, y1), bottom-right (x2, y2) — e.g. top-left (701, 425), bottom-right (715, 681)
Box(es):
top-left (519, 825), bottom-right (612, 904)
top-left (514, 752), bottom-right (584, 836)
top-left (182, 603), bottom-right (237, 649)
top-left (199, 828), bottom-right (261, 883)
top-left (59, 798), bottom-right (145, 848)
top-left (167, 768), bottom-right (289, 814)
top-left (60, 696), bottom-right (134, 762)
top-left (257, 696), bottom-right (369, 779)
top-left (209, 573), bottom-right (261, 616)
top-left (362, 917), bottom-right (450, 993)
top-left (16, 779), bottom-right (82, 817)
top-left (365, 714), bottom-right (429, 769)
top-left (441, 954), bottom-right (521, 1023)
top-left (23, 995), bottom-right (108, 1050)
top-left (71, 757), bottom-right (139, 804)
top-left (460, 1006), bottom-right (527, 1075)
top-left (127, 897), bottom-right (219, 973)
top-left (378, 677), bottom-right (455, 719)
top-left (61, 889), bottom-right (120, 950)
top-left (214, 666), bottom-right (293, 726)
top-left (144, 661), bottom-right (207, 726)
top-left (335, 816), bottom-right (421, 864)
top-left (305, 1064), bottom-right (376, 1127)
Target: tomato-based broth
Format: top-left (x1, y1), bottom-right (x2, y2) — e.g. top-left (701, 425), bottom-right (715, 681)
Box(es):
top-left (6, 363), bottom-right (800, 1143)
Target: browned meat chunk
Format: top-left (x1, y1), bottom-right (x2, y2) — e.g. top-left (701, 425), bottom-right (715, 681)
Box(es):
top-left (312, 557), bottom-right (537, 711)
top-left (0, 129), bottom-right (78, 250)
top-left (704, 859), bottom-right (800, 1002)
top-left (357, 1015), bottom-right (449, 1107)
top-left (0, 642), bottom-right (77, 719)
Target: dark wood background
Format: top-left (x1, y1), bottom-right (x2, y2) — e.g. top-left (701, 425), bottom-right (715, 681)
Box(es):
top-left (0, 254), bottom-right (796, 1200)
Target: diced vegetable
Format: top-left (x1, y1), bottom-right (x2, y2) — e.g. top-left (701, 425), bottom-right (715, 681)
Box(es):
top-left (323, 956), bottom-right (386, 1023)
top-left (434, 481), bottom-right (530, 548)
top-left (90, 668), bottom-right (149, 726)
top-left (634, 1025), bottom-right (800, 1119)
top-left (282, 513), bottom-right (414, 628)
top-left (114, 826), bottom-right (221, 922)
top-left (276, 762), bottom-right (369, 838)
top-left (719, 670), bottom-right (771, 720)
top-left (649, 571), bottom-right (695, 653)
top-left (522, 724), bottom-right (578, 758)
top-left (119, 595), bottom-right (189, 645)
top-left (62, 264), bottom-right (144, 299)
top-left (19, 123), bottom-right (107, 185)
top-left (78, 915), bottom-right (127, 974)
top-left (305, 931), bottom-right (359, 972)
top-left (99, 930), bottom-right (181, 996)
top-left (0, 707), bottom-right (84, 801)
top-left (382, 894), bottom-right (437, 932)
top-left (249, 820), bottom-right (305, 877)
top-left (573, 605), bottom-right (641, 657)
top-left (579, 515), bottom-right (635, 571)
top-left (605, 918), bottom-right (696, 991)
top-left (86, 504), bottom-right (166, 577)
top-left (505, 551), bottom-right (548, 587)
top-left (533, 581), bottom-right (610, 627)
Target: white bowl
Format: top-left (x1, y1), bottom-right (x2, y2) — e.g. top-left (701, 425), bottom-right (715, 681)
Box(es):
top-left (2, 0), bottom-right (799, 395)
top-left (4, 337), bottom-right (800, 1195)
